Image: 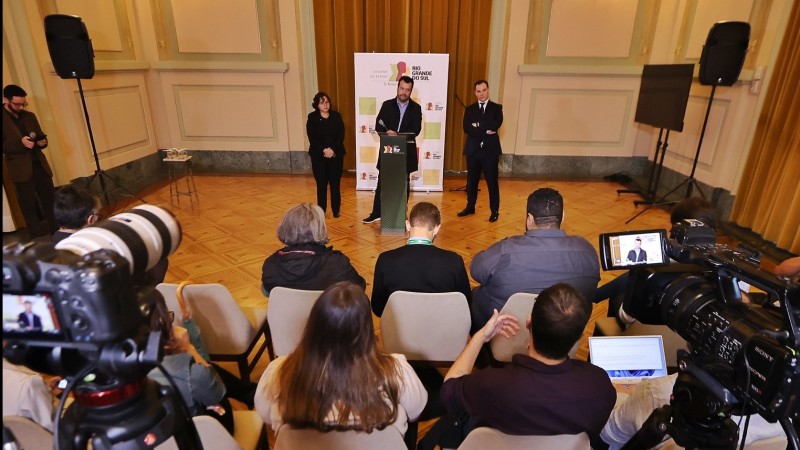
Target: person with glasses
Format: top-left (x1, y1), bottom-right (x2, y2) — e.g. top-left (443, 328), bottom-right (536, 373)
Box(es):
top-left (307, 92), bottom-right (345, 218)
top-left (3, 84), bottom-right (56, 237)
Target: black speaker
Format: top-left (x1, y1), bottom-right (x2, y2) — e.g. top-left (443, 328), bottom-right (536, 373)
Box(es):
top-left (44, 14), bottom-right (95, 79)
top-left (698, 21), bottom-right (750, 86)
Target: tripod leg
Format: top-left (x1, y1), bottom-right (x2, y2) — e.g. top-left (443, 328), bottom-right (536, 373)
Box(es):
top-left (626, 177), bottom-right (690, 224)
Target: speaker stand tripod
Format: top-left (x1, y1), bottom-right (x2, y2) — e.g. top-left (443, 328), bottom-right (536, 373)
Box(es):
top-left (627, 84), bottom-right (717, 224)
top-left (75, 78), bottom-right (146, 208)
top-left (617, 128), bottom-right (671, 206)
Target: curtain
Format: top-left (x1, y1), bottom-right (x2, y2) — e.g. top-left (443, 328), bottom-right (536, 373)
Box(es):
top-left (730, 1), bottom-right (800, 254)
top-left (312, 0), bottom-right (493, 172)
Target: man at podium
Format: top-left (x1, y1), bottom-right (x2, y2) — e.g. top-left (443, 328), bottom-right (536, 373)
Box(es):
top-left (362, 75), bottom-right (422, 224)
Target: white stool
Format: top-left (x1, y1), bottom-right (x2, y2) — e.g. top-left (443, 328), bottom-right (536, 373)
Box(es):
top-left (163, 156), bottom-right (199, 208)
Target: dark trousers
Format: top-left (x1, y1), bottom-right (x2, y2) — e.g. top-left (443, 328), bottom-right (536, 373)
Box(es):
top-left (465, 153), bottom-right (499, 213)
top-left (14, 164), bottom-right (56, 237)
top-left (370, 171), bottom-right (411, 216)
top-left (311, 155), bottom-right (343, 214)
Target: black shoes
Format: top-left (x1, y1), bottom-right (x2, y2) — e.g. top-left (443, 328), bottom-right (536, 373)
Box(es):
top-left (333, 212), bottom-right (340, 218)
top-left (489, 212), bottom-right (499, 222)
top-left (457, 208), bottom-right (475, 217)
top-left (362, 213), bottom-right (381, 223)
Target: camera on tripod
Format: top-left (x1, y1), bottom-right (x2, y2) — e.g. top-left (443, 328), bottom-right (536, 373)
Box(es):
top-left (599, 220), bottom-right (799, 448)
top-left (2, 205), bottom-right (203, 449)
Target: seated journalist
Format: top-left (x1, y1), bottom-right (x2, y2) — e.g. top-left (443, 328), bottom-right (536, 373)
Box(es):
top-left (469, 187), bottom-right (600, 330)
top-left (440, 283), bottom-right (616, 448)
top-left (255, 282), bottom-right (427, 437)
top-left (261, 203), bottom-right (365, 296)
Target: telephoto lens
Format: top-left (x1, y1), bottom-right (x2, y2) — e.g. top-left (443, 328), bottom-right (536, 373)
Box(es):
top-left (55, 204), bottom-right (181, 276)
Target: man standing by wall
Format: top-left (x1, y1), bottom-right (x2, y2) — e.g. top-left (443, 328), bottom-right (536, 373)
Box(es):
top-left (363, 76), bottom-right (422, 224)
top-left (458, 80), bottom-right (503, 223)
top-left (2, 85), bottom-right (56, 237)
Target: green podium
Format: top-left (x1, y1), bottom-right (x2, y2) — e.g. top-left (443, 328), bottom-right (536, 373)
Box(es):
top-left (379, 134), bottom-right (411, 234)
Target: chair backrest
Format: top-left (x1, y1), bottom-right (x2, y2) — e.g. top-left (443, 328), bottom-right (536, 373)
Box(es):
top-left (457, 427), bottom-right (590, 450)
top-left (156, 283), bottom-right (184, 326)
top-left (380, 291), bottom-right (470, 364)
top-left (489, 292), bottom-right (579, 362)
top-left (274, 426), bottom-right (407, 450)
top-left (180, 283), bottom-right (256, 355)
top-left (489, 293), bottom-right (537, 362)
top-left (267, 287), bottom-right (323, 356)
top-left (156, 415), bottom-right (243, 450)
top-left (2, 415), bottom-right (54, 450)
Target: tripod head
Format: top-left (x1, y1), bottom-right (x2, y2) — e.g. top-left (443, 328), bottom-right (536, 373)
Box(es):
top-left (58, 375), bottom-right (203, 450)
top-left (621, 351), bottom-right (798, 450)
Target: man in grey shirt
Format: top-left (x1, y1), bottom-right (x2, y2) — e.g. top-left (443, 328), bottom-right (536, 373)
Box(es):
top-left (469, 187), bottom-right (600, 330)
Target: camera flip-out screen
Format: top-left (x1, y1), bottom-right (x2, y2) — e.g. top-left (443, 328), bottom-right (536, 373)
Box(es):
top-left (2, 292), bottom-right (64, 340)
top-left (599, 229), bottom-right (669, 270)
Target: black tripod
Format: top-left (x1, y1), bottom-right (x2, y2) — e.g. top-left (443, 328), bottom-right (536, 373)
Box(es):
top-left (618, 128), bottom-right (672, 206)
top-left (75, 78), bottom-right (146, 208)
top-left (59, 378), bottom-right (203, 450)
top-left (626, 84), bottom-right (718, 225)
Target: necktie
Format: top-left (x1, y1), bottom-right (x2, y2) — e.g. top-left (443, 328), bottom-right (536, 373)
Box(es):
top-left (480, 102), bottom-right (485, 113)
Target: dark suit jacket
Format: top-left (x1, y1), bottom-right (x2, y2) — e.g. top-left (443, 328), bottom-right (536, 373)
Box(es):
top-left (2, 107), bottom-right (52, 183)
top-left (462, 100), bottom-right (503, 157)
top-left (626, 249), bottom-right (647, 262)
top-left (374, 98), bottom-right (422, 173)
top-left (18, 312), bottom-right (42, 330)
top-left (371, 244), bottom-right (471, 317)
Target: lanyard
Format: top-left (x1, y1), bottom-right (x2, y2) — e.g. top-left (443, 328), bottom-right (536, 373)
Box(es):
top-left (407, 238), bottom-right (432, 245)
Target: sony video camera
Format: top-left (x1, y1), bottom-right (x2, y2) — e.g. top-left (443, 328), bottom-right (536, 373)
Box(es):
top-left (599, 220), bottom-right (799, 424)
top-left (2, 204), bottom-right (181, 382)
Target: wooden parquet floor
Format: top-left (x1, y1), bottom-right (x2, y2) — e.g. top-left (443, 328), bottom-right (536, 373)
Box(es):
top-left (135, 173), bottom-right (672, 367)
top-left (128, 173), bottom-right (673, 444)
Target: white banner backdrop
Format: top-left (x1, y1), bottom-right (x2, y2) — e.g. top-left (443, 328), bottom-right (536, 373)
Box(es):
top-left (353, 53), bottom-right (449, 192)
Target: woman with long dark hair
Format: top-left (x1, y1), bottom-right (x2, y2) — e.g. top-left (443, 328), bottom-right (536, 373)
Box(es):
top-left (255, 282), bottom-right (427, 436)
top-left (307, 92), bottom-right (345, 218)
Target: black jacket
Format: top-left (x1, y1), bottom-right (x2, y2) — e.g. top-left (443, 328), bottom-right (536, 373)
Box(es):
top-left (374, 97), bottom-right (422, 173)
top-left (261, 243), bottom-right (365, 294)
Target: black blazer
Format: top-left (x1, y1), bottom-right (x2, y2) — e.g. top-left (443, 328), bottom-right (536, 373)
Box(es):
top-left (626, 249), bottom-right (647, 263)
top-left (18, 312), bottom-right (42, 330)
top-left (3, 107), bottom-right (52, 183)
top-left (306, 110), bottom-right (345, 158)
top-left (370, 244), bottom-right (471, 317)
top-left (374, 98), bottom-right (422, 173)
top-left (462, 100), bottom-right (503, 157)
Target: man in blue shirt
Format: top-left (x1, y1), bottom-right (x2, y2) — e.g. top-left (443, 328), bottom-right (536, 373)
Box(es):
top-left (469, 187), bottom-right (600, 330)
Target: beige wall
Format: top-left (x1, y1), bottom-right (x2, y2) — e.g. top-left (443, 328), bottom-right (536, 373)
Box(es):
top-left (2, 0), bottom-right (309, 187)
top-left (2, 0), bottom-right (791, 196)
top-left (498, 0), bottom-right (792, 193)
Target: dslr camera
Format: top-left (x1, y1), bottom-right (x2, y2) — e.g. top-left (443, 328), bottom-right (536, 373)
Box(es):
top-left (599, 220), bottom-right (799, 425)
top-left (1, 205), bottom-right (201, 450)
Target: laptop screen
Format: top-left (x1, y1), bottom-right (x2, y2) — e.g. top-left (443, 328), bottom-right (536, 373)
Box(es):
top-left (588, 335), bottom-right (668, 382)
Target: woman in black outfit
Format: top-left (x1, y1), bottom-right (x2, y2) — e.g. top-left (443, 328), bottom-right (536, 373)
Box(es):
top-left (307, 92), bottom-right (345, 218)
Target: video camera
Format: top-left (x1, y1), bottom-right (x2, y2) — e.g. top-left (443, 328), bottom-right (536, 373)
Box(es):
top-left (2, 205), bottom-right (202, 449)
top-left (599, 220), bottom-right (799, 428)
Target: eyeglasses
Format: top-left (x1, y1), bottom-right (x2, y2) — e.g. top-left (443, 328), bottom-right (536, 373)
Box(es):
top-left (10, 102), bottom-right (28, 108)
top-left (168, 311), bottom-right (175, 323)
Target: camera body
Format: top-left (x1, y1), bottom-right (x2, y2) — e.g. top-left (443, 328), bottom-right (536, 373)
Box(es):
top-left (2, 204), bottom-right (180, 380)
top-left (3, 243), bottom-right (144, 345)
top-left (599, 221), bottom-right (800, 423)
